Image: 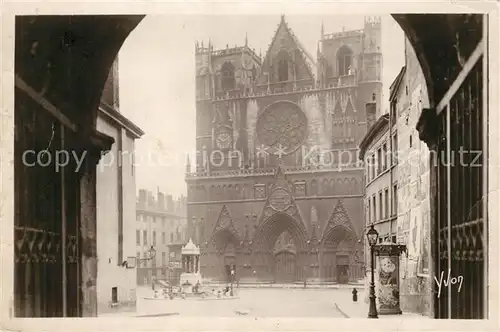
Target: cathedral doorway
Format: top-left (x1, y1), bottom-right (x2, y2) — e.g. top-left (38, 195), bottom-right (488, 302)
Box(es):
top-left (223, 242), bottom-right (236, 283)
top-left (320, 226), bottom-right (357, 283)
top-left (273, 231), bottom-right (297, 283)
top-left (209, 229), bottom-right (240, 282)
top-left (335, 255), bottom-right (350, 284)
top-left (253, 212), bottom-right (308, 282)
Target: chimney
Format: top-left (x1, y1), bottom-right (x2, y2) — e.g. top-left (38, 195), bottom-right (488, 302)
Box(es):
top-left (138, 189), bottom-right (147, 207)
top-left (157, 191), bottom-right (165, 210)
top-left (365, 102), bottom-right (377, 129)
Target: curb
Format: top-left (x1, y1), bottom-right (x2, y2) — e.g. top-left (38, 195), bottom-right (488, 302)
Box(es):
top-left (333, 303), bottom-right (350, 318)
top-left (136, 312), bottom-right (180, 317)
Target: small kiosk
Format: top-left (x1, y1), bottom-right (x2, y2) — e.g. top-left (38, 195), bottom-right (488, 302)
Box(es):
top-left (179, 238), bottom-right (202, 293)
top-left (373, 241), bottom-right (407, 315)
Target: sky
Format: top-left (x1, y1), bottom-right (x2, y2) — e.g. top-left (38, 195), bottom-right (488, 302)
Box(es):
top-left (118, 15), bottom-right (405, 198)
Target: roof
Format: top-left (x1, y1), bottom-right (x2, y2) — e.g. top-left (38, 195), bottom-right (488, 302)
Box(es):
top-left (181, 238), bottom-right (200, 255)
top-left (260, 15), bottom-right (317, 79)
top-left (99, 102), bottom-right (145, 138)
top-left (358, 114), bottom-right (390, 160)
top-left (389, 66), bottom-right (406, 102)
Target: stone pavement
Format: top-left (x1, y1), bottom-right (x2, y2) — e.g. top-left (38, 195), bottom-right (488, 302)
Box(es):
top-left (332, 289), bottom-right (428, 319)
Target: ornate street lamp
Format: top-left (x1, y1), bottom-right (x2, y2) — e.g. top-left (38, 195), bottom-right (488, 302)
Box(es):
top-left (366, 224), bottom-right (379, 319)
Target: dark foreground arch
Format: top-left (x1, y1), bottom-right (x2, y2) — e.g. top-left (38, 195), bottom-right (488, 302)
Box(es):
top-left (13, 13), bottom-right (488, 318)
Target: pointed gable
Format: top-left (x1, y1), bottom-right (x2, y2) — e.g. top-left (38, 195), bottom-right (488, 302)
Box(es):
top-left (321, 199), bottom-right (357, 243)
top-left (212, 205), bottom-right (240, 240)
top-left (256, 15), bottom-right (316, 84)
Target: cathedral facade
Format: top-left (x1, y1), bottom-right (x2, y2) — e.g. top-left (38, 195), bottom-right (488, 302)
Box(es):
top-left (186, 16), bottom-right (382, 283)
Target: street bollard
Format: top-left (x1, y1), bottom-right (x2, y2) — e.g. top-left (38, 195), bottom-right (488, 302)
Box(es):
top-left (352, 288), bottom-right (358, 302)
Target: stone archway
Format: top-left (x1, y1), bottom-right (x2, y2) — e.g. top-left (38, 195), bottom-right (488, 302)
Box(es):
top-left (208, 229), bottom-right (241, 282)
top-left (252, 212), bottom-right (308, 282)
top-left (320, 225), bottom-right (358, 283)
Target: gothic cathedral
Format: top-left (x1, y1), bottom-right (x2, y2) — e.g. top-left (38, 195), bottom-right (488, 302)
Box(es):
top-left (186, 16), bottom-right (382, 283)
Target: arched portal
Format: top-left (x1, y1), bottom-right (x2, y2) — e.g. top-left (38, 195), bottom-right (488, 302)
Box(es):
top-left (253, 212), bottom-right (308, 282)
top-left (320, 226), bottom-right (357, 283)
top-left (209, 229), bottom-right (240, 283)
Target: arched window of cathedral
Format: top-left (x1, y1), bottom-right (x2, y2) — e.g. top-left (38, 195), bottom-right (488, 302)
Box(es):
top-left (221, 62), bottom-right (235, 91)
top-left (329, 179), bottom-right (335, 194)
top-left (336, 45), bottom-right (353, 76)
top-left (222, 185), bottom-right (227, 200)
top-left (276, 50), bottom-right (290, 82)
top-left (234, 184), bottom-right (240, 199)
top-left (322, 179), bottom-right (330, 195)
top-left (310, 179), bottom-right (318, 196)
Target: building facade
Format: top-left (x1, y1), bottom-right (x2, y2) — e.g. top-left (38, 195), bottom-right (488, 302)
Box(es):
top-left (396, 37), bottom-right (433, 316)
top-left (135, 189), bottom-right (188, 285)
top-left (95, 58), bottom-right (144, 314)
top-left (358, 36), bottom-right (433, 316)
top-left (186, 16), bottom-right (384, 283)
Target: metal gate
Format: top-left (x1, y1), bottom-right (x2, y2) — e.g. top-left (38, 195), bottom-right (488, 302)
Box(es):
top-left (14, 88), bottom-right (82, 317)
top-left (434, 35), bottom-right (487, 319)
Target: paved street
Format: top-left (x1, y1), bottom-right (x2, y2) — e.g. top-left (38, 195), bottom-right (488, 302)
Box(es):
top-left (99, 286), bottom-right (428, 319)
top-left (133, 286), bottom-right (351, 317)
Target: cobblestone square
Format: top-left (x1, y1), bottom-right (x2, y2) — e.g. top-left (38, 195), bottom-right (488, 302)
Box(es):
top-left (133, 287), bottom-right (356, 317)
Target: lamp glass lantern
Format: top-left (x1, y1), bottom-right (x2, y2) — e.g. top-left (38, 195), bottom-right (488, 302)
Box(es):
top-left (366, 224), bottom-right (379, 246)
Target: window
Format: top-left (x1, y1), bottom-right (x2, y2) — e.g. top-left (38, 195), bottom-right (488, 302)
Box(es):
top-left (382, 143), bottom-right (388, 171)
top-left (162, 232), bottom-right (166, 245)
top-left (371, 155), bottom-right (376, 180)
top-left (368, 199), bottom-right (371, 224)
top-left (278, 59), bottom-right (288, 82)
top-left (365, 162), bottom-right (370, 183)
top-left (372, 195), bottom-right (377, 222)
top-left (221, 62), bottom-right (235, 91)
top-left (153, 231), bottom-right (156, 246)
top-left (136, 230), bottom-right (140, 245)
top-left (136, 252), bottom-right (140, 267)
top-left (393, 185), bottom-right (397, 216)
top-left (337, 45), bottom-right (353, 76)
top-left (392, 133), bottom-right (398, 164)
top-left (143, 253), bottom-right (148, 267)
top-left (170, 233), bottom-right (174, 243)
top-left (377, 148), bottom-right (382, 175)
top-left (162, 252), bottom-right (166, 267)
top-left (409, 134), bottom-right (413, 148)
top-left (392, 235), bottom-right (397, 244)
top-left (143, 230), bottom-right (147, 245)
top-left (384, 188), bottom-right (389, 219)
top-left (378, 192), bottom-right (383, 220)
